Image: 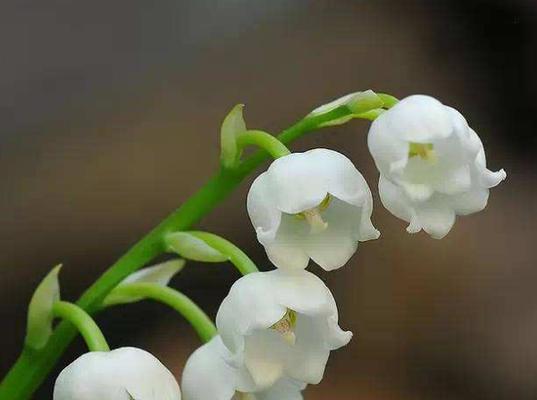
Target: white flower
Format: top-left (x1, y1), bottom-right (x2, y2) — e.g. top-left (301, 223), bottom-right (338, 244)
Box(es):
top-left (215, 269), bottom-right (352, 390)
top-left (181, 335), bottom-right (305, 400)
top-left (367, 95), bottom-right (506, 239)
top-left (247, 148), bottom-right (379, 271)
top-left (54, 347), bottom-right (181, 400)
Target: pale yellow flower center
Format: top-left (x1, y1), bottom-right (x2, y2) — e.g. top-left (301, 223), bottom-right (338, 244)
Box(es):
top-left (270, 309), bottom-right (298, 345)
top-left (295, 194), bottom-right (331, 233)
top-left (409, 142), bottom-right (437, 162)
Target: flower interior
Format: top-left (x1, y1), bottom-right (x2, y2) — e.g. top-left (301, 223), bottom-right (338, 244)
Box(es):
top-left (294, 194), bottom-right (332, 234)
top-left (408, 142), bottom-right (437, 163)
top-left (270, 309), bottom-right (298, 345)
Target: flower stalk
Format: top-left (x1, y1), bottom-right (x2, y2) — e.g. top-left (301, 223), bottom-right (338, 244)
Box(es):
top-left (52, 301), bottom-right (110, 352)
top-left (104, 282), bottom-right (217, 343)
top-left (235, 130), bottom-right (291, 160)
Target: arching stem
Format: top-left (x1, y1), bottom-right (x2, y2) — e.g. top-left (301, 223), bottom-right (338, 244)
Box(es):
top-left (52, 301), bottom-right (109, 352)
top-left (236, 130), bottom-right (291, 160)
top-left (106, 283), bottom-right (217, 343)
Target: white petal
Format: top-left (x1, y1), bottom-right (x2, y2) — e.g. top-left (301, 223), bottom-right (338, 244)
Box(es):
top-left (265, 241), bottom-right (310, 271)
top-left (247, 174), bottom-right (282, 242)
top-left (263, 152), bottom-right (330, 214)
top-left (301, 198), bottom-right (367, 271)
top-left (263, 215), bottom-right (310, 270)
top-left (181, 337), bottom-right (238, 400)
top-left (433, 165), bottom-right (472, 195)
top-left (368, 119), bottom-right (409, 178)
top-left (379, 177), bottom-right (456, 238)
top-left (255, 379), bottom-right (306, 400)
top-left (54, 348), bottom-right (181, 400)
top-left (378, 176), bottom-right (414, 224)
top-left (450, 188), bottom-right (490, 215)
top-left (376, 95), bottom-right (453, 142)
top-left (469, 129), bottom-right (507, 188)
top-left (414, 200), bottom-right (456, 239)
top-left (401, 181), bottom-right (434, 202)
top-left (243, 330), bottom-right (288, 388)
top-left (284, 314), bottom-right (351, 384)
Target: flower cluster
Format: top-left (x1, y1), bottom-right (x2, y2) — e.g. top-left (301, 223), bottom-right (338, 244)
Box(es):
top-left (50, 94), bottom-right (505, 400)
top-left (180, 94), bottom-right (505, 399)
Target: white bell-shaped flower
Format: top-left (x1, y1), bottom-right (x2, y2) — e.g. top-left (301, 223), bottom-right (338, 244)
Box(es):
top-left (215, 269), bottom-right (352, 390)
top-left (368, 95), bottom-right (506, 239)
top-left (182, 335), bottom-right (305, 400)
top-left (247, 148), bottom-right (379, 271)
top-left (54, 347), bottom-right (181, 400)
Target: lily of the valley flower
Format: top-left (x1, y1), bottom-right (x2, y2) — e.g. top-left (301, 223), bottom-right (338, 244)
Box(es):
top-left (182, 335), bottom-right (306, 400)
top-left (215, 269), bottom-right (352, 390)
top-left (54, 347), bottom-right (181, 400)
top-left (367, 95), bottom-right (506, 239)
top-left (247, 148), bottom-right (379, 271)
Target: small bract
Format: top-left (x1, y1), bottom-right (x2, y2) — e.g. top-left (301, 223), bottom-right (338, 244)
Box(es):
top-left (368, 95), bottom-right (506, 239)
top-left (53, 347), bottom-right (181, 400)
top-left (181, 335), bottom-right (305, 400)
top-left (215, 269), bottom-right (352, 390)
top-left (247, 148), bottom-right (379, 270)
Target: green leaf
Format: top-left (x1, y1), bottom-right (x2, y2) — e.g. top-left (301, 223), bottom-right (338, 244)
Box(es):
top-left (103, 260), bottom-right (185, 306)
top-left (25, 264), bottom-right (62, 350)
top-left (220, 104), bottom-right (247, 169)
top-left (165, 232), bottom-right (229, 263)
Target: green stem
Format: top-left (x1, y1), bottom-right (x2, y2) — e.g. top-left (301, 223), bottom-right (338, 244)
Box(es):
top-left (236, 130), bottom-right (291, 159)
top-left (52, 301), bottom-right (110, 352)
top-left (0, 99), bottom-right (378, 400)
top-left (186, 231), bottom-right (259, 275)
top-left (106, 283), bottom-right (217, 343)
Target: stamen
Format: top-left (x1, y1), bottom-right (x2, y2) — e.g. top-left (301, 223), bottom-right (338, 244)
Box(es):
top-left (295, 194), bottom-right (331, 233)
top-left (302, 209), bottom-right (328, 233)
top-left (408, 142), bottom-right (437, 162)
top-left (270, 309), bottom-right (297, 345)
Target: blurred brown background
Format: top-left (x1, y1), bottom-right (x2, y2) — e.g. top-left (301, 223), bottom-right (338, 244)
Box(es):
top-left (0, 1), bottom-right (536, 399)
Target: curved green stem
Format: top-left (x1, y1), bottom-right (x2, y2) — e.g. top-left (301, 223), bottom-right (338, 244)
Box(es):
top-left (0, 97), bottom-right (385, 400)
top-left (186, 231), bottom-right (259, 275)
top-left (236, 130), bottom-right (291, 160)
top-left (52, 301), bottom-right (109, 352)
top-left (106, 283), bottom-right (217, 343)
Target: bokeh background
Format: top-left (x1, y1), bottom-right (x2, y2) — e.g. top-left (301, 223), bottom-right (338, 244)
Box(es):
top-left (1, 1), bottom-right (536, 399)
